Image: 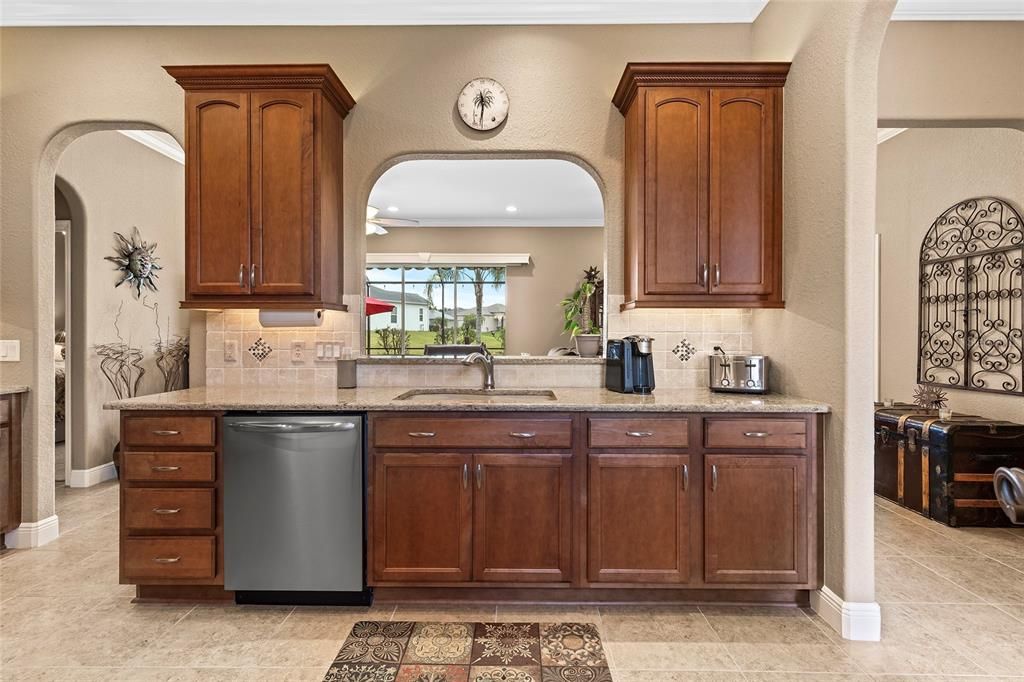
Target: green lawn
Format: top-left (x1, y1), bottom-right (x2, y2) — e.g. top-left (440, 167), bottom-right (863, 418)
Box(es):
top-left (368, 330), bottom-right (505, 356)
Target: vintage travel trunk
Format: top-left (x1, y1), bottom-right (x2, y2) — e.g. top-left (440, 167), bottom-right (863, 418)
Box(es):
top-left (874, 404), bottom-right (1024, 526)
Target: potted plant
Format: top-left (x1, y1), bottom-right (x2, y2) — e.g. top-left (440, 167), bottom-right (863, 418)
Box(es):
top-left (561, 276), bottom-right (602, 357)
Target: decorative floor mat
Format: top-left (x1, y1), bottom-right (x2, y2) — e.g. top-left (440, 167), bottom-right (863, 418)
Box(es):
top-left (324, 621), bottom-right (612, 682)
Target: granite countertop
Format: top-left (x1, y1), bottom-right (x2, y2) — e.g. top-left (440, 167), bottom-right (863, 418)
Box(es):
top-left (358, 356), bottom-right (605, 365)
top-left (104, 385), bottom-right (830, 413)
top-left (0, 386), bottom-right (29, 396)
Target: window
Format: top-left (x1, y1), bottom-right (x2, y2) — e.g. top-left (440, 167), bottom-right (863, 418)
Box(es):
top-left (366, 266), bottom-right (507, 356)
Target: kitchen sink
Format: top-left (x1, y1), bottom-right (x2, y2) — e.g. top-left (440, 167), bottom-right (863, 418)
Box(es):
top-left (393, 388), bottom-right (558, 403)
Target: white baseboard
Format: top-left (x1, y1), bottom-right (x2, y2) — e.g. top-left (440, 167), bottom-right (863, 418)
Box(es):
top-left (68, 461), bottom-right (118, 488)
top-left (4, 515), bottom-right (60, 548)
top-left (811, 586), bottom-right (881, 641)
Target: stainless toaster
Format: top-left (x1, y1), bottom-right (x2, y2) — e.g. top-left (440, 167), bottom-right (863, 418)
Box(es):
top-left (708, 347), bottom-right (769, 394)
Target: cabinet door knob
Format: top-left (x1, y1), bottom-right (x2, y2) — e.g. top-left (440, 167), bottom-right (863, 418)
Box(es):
top-left (151, 465), bottom-right (181, 472)
top-left (711, 464), bottom-right (719, 492)
top-left (509, 432), bottom-right (536, 439)
top-left (152, 430), bottom-right (180, 436)
top-left (682, 463), bottom-right (689, 491)
top-left (626, 431), bottom-right (654, 438)
top-left (153, 556), bottom-right (182, 564)
top-left (408, 432), bottom-right (436, 438)
top-left (151, 508), bottom-right (181, 515)
top-left (239, 264), bottom-right (246, 288)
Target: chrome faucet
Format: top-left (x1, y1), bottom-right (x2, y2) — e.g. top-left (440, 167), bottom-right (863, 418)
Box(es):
top-left (462, 346), bottom-right (495, 390)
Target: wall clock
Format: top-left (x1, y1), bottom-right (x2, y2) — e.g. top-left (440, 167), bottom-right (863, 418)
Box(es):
top-left (457, 78), bottom-right (509, 131)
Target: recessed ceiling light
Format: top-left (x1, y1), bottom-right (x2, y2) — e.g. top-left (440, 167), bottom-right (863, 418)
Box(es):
top-left (505, 205), bottom-right (518, 213)
top-left (387, 206), bottom-right (399, 212)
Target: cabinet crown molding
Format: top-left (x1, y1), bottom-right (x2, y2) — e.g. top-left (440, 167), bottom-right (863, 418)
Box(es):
top-left (163, 64), bottom-right (356, 116)
top-left (612, 62), bottom-right (790, 114)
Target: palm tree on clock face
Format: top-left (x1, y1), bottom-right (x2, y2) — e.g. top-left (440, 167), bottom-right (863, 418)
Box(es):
top-left (473, 88), bottom-right (494, 129)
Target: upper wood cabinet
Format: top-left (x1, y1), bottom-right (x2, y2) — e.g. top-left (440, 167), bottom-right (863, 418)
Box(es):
top-left (165, 65), bottom-right (355, 310)
top-left (614, 63), bottom-right (789, 309)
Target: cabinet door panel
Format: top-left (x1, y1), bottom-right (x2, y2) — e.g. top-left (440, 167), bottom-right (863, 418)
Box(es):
top-left (710, 88), bottom-right (775, 296)
top-left (473, 454), bottom-right (571, 583)
top-left (186, 92), bottom-right (251, 295)
top-left (644, 88), bottom-right (709, 295)
top-left (589, 454), bottom-right (690, 583)
top-left (705, 454), bottom-right (807, 584)
top-left (251, 90), bottom-right (315, 296)
top-left (372, 453), bottom-right (472, 582)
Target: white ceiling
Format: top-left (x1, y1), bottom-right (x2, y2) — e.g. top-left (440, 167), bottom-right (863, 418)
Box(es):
top-left (5, 0), bottom-right (1020, 26)
top-left (368, 159), bottom-right (604, 228)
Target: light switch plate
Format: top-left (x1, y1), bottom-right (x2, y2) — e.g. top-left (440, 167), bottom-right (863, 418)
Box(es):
top-left (224, 340), bottom-right (239, 363)
top-left (0, 340), bottom-right (20, 362)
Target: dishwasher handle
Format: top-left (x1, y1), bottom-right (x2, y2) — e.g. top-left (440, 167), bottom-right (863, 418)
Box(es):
top-left (228, 421), bottom-right (357, 434)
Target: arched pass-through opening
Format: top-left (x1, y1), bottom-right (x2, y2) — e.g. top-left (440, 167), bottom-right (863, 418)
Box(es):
top-left (359, 153), bottom-right (607, 357)
top-left (14, 121), bottom-right (182, 547)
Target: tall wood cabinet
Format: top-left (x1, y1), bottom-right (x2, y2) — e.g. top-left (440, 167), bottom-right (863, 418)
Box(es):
top-left (613, 63), bottom-right (789, 309)
top-left (165, 65), bottom-right (355, 310)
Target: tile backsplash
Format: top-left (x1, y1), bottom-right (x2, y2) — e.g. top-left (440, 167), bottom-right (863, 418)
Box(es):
top-left (204, 294), bottom-right (752, 389)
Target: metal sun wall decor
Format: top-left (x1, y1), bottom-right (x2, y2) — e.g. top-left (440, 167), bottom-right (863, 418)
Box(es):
top-left (105, 226), bottom-right (161, 298)
top-left (918, 197), bottom-right (1023, 395)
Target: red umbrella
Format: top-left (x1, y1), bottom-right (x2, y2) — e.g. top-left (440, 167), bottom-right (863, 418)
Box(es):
top-left (365, 297), bottom-right (396, 316)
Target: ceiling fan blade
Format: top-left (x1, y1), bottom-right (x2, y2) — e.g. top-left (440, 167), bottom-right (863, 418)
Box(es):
top-left (365, 222), bottom-right (389, 236)
top-left (372, 217), bottom-right (420, 227)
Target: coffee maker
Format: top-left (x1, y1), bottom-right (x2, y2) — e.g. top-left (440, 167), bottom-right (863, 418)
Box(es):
top-left (605, 335), bottom-right (656, 394)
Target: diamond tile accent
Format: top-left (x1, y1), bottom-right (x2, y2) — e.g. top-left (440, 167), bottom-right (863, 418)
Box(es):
top-left (672, 339), bottom-right (697, 363)
top-left (248, 337), bottom-right (273, 363)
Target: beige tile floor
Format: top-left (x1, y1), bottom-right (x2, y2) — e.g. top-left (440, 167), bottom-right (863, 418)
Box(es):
top-left (1, 482), bottom-right (1023, 681)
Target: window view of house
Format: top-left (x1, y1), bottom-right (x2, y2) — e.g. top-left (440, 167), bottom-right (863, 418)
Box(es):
top-left (365, 266), bottom-right (507, 355)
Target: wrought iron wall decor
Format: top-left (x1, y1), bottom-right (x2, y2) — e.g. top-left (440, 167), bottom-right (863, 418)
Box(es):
top-left (918, 197), bottom-right (1023, 395)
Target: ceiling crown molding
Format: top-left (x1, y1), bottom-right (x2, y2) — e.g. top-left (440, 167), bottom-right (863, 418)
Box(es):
top-left (877, 128), bottom-right (909, 144)
top-left (0, 0), bottom-right (769, 27)
top-left (891, 1), bottom-right (1024, 21)
top-left (118, 130), bottom-right (184, 164)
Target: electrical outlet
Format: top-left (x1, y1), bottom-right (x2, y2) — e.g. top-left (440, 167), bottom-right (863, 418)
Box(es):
top-left (291, 341), bottom-right (304, 362)
top-left (224, 340), bottom-right (239, 363)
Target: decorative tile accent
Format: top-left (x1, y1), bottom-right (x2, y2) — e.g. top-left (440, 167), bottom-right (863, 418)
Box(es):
top-left (326, 622), bottom-right (609, 682)
top-left (672, 339), bottom-right (698, 363)
top-left (247, 336), bottom-right (273, 363)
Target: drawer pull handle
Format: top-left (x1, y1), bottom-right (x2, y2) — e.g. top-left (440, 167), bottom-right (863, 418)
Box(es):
top-left (152, 508), bottom-right (181, 515)
top-left (744, 431), bottom-right (771, 438)
top-left (711, 464), bottom-right (719, 492)
top-left (682, 463), bottom-right (689, 491)
top-left (152, 430), bottom-right (180, 436)
top-left (153, 556), bottom-right (182, 564)
top-left (509, 432), bottom-right (536, 439)
top-left (151, 465), bottom-right (181, 472)
top-left (408, 432), bottom-right (436, 438)
top-left (627, 431), bottom-right (654, 438)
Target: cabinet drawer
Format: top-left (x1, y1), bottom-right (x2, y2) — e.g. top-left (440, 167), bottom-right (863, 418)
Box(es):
top-left (124, 452), bottom-right (216, 483)
top-left (123, 415), bottom-right (216, 448)
top-left (589, 417), bottom-right (689, 448)
top-left (123, 537), bottom-right (216, 580)
top-left (374, 416), bottom-right (572, 449)
top-left (704, 418), bottom-right (807, 450)
top-left (124, 489), bottom-right (216, 531)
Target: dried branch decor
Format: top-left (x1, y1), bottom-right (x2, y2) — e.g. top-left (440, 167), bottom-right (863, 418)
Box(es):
top-left (94, 302), bottom-right (144, 399)
top-left (143, 299), bottom-right (189, 392)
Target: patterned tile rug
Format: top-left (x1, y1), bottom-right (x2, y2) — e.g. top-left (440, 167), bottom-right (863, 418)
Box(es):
top-left (324, 621), bottom-right (612, 682)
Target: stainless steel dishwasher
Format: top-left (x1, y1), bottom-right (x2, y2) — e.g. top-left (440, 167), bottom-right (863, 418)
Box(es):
top-left (223, 414), bottom-right (370, 604)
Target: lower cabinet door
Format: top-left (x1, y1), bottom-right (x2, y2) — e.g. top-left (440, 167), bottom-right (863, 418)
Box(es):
top-left (473, 453), bottom-right (572, 582)
top-left (705, 454), bottom-right (808, 584)
top-left (372, 453), bottom-right (473, 582)
top-left (588, 454), bottom-right (691, 583)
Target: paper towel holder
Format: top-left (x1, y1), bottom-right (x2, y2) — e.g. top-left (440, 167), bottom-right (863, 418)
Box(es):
top-left (258, 309), bottom-right (325, 328)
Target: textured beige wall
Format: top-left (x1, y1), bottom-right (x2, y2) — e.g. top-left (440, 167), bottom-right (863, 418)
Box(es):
top-left (56, 131), bottom-right (188, 470)
top-left (369, 226), bottom-right (605, 355)
top-left (0, 23), bottom-right (754, 524)
top-left (751, 0), bottom-right (896, 606)
top-left (877, 128), bottom-right (1024, 422)
top-left (879, 22), bottom-right (1024, 126)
